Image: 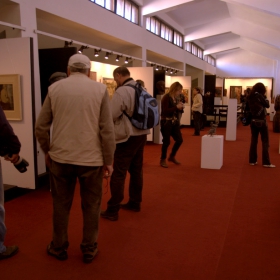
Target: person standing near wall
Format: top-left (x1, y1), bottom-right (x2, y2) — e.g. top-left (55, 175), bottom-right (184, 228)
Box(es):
top-left (159, 81), bottom-right (184, 168)
top-left (0, 106), bottom-right (21, 260)
top-left (248, 82), bottom-right (275, 168)
top-left (191, 87), bottom-right (203, 136)
top-left (35, 54), bottom-right (115, 263)
top-left (101, 67), bottom-right (149, 221)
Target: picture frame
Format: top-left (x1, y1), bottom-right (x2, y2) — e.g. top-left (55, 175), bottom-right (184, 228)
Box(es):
top-left (0, 74), bottom-right (22, 120)
top-left (230, 86), bottom-right (242, 104)
top-left (215, 87), bottom-right (222, 98)
top-left (182, 88), bottom-right (189, 104)
top-left (102, 77), bottom-right (117, 99)
top-left (223, 89), bottom-right (227, 97)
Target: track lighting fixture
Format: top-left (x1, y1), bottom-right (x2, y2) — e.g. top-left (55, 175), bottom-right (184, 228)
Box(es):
top-left (94, 49), bottom-right (101, 57)
top-left (170, 69), bottom-right (174, 74)
top-left (165, 68), bottom-right (169, 73)
top-left (125, 57), bottom-right (129, 64)
top-left (105, 52), bottom-right (111, 59)
top-left (155, 65), bottom-right (159, 71)
top-left (64, 40), bottom-right (73, 48)
top-left (116, 55), bottom-right (122, 62)
top-left (78, 45), bottom-right (89, 53)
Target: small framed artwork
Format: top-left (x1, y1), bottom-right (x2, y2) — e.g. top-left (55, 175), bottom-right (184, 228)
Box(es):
top-left (0, 74), bottom-right (22, 120)
top-left (223, 89), bottom-right (227, 97)
top-left (215, 87), bottom-right (222, 98)
top-left (182, 88), bottom-right (189, 104)
top-left (102, 77), bottom-right (117, 99)
top-left (230, 86), bottom-right (242, 104)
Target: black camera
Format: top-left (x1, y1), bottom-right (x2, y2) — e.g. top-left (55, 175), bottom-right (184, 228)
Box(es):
top-left (12, 156), bottom-right (29, 173)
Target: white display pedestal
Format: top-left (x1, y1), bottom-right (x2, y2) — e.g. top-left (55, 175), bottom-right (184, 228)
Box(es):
top-left (201, 135), bottom-right (224, 169)
top-left (226, 98), bottom-right (237, 141)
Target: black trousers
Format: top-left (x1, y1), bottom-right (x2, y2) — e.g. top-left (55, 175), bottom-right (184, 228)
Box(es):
top-left (160, 120), bottom-right (183, 160)
top-left (107, 134), bottom-right (147, 213)
top-left (249, 120), bottom-right (271, 165)
top-left (193, 111), bottom-right (202, 135)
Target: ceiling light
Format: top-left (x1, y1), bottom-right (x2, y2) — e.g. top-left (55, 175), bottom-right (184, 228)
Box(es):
top-left (78, 45), bottom-right (89, 53)
top-left (94, 49), bottom-right (101, 57)
top-left (155, 65), bottom-right (159, 71)
top-left (170, 69), bottom-right (174, 74)
top-left (125, 57), bottom-right (129, 64)
top-left (64, 40), bottom-right (73, 48)
top-left (116, 55), bottom-right (122, 61)
top-left (105, 52), bottom-right (110, 59)
top-left (165, 68), bottom-right (169, 73)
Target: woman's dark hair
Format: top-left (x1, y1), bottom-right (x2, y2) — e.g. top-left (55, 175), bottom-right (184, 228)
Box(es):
top-left (194, 87), bottom-right (202, 94)
top-left (251, 82), bottom-right (266, 96)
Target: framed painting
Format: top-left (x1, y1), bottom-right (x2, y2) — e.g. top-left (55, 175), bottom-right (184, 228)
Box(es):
top-left (230, 86), bottom-right (242, 104)
top-left (215, 87), bottom-right (222, 98)
top-left (182, 88), bottom-right (189, 104)
top-left (0, 74), bottom-right (22, 120)
top-left (102, 77), bottom-right (117, 99)
top-left (223, 89), bottom-right (227, 97)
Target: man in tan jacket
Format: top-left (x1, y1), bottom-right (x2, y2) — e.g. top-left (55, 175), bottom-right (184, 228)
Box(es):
top-left (101, 67), bottom-right (149, 221)
top-left (35, 54), bottom-right (115, 263)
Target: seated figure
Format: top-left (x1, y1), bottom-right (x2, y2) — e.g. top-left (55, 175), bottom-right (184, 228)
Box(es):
top-left (273, 95), bottom-right (280, 133)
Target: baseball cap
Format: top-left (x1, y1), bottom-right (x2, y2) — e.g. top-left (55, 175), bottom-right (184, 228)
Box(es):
top-left (68, 54), bottom-right (91, 69)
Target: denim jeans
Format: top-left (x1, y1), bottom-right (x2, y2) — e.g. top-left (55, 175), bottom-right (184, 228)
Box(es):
top-left (107, 135), bottom-right (147, 213)
top-left (0, 160), bottom-right (7, 253)
top-left (160, 120), bottom-right (183, 160)
top-left (249, 120), bottom-right (271, 165)
top-left (49, 160), bottom-right (103, 250)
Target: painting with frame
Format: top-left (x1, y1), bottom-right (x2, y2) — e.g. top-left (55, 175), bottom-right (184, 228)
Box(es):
top-left (230, 86), bottom-right (242, 104)
top-left (215, 87), bottom-right (222, 98)
top-left (102, 77), bottom-right (117, 99)
top-left (0, 74), bottom-right (22, 120)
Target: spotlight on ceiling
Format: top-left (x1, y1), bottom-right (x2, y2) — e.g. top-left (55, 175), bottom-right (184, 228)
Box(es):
top-left (105, 52), bottom-right (111, 59)
top-left (170, 69), bottom-right (174, 74)
top-left (165, 68), bottom-right (169, 73)
top-left (116, 55), bottom-right (122, 62)
top-left (78, 45), bottom-right (89, 53)
top-left (125, 57), bottom-right (129, 64)
top-left (64, 40), bottom-right (73, 48)
top-left (150, 63), bottom-right (154, 67)
top-left (155, 65), bottom-right (159, 71)
top-left (94, 49), bottom-right (101, 57)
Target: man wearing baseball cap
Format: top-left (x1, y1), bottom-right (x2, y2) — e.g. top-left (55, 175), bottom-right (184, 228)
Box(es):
top-left (35, 53), bottom-right (115, 263)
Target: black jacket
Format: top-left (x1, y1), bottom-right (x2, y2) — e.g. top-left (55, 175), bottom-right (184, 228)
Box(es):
top-left (248, 92), bottom-right (269, 120)
top-left (0, 106), bottom-right (21, 156)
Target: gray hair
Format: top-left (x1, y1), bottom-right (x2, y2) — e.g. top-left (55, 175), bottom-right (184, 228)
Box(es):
top-left (69, 66), bottom-right (89, 74)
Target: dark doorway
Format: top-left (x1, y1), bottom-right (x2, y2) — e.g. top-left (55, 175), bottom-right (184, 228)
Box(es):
top-left (154, 70), bottom-right (165, 97)
top-left (38, 47), bottom-right (77, 104)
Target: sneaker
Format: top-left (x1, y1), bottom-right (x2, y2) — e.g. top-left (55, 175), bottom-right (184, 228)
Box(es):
top-left (263, 164), bottom-right (276, 168)
top-left (100, 210), bottom-right (118, 221)
top-left (47, 242), bottom-right (68, 261)
top-left (160, 159), bottom-right (168, 168)
top-left (120, 202), bottom-right (140, 212)
top-left (250, 162), bottom-right (257, 165)
top-left (0, 246), bottom-right (18, 260)
top-left (167, 156), bottom-right (181, 165)
top-left (81, 246), bottom-right (98, 264)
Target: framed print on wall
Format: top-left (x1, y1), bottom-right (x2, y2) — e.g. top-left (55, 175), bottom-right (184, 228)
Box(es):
top-left (230, 86), bottom-right (242, 104)
top-left (102, 77), bottom-right (117, 99)
top-left (215, 87), bottom-right (222, 98)
top-left (0, 74), bottom-right (22, 120)
top-left (182, 88), bottom-right (189, 104)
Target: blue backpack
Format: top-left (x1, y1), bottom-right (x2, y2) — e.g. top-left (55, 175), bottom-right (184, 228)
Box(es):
top-left (124, 83), bottom-right (159, 130)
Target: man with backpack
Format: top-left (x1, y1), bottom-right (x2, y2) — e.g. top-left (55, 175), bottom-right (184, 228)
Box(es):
top-left (101, 67), bottom-right (150, 221)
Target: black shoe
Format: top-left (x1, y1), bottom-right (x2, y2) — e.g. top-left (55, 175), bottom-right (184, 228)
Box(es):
top-left (47, 242), bottom-right (68, 261)
top-left (0, 246), bottom-right (19, 260)
top-left (167, 156), bottom-right (181, 165)
top-left (100, 210), bottom-right (118, 221)
top-left (81, 246), bottom-right (98, 264)
top-left (120, 202), bottom-right (141, 212)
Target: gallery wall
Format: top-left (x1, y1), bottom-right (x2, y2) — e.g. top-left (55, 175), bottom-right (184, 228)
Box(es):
top-left (0, 37), bottom-right (36, 189)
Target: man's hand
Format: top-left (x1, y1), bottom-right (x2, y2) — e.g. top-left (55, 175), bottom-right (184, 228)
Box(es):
top-left (4, 154), bottom-right (19, 164)
top-left (103, 165), bottom-right (113, 178)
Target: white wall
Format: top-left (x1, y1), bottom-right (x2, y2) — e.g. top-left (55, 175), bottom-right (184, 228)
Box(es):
top-left (0, 37), bottom-right (36, 189)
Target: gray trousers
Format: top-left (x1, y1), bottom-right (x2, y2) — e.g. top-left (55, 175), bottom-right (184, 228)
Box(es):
top-left (49, 160), bottom-right (103, 250)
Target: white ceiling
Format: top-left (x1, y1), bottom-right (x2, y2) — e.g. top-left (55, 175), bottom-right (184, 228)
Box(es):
top-left (143, 0), bottom-right (280, 60)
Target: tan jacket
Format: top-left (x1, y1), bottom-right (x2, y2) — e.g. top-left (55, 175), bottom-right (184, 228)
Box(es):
top-left (35, 72), bottom-right (115, 166)
top-left (192, 93), bottom-right (203, 113)
top-left (111, 79), bottom-right (150, 143)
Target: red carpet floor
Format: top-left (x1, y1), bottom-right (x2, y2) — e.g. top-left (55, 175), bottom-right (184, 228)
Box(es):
top-left (1, 121), bottom-right (280, 280)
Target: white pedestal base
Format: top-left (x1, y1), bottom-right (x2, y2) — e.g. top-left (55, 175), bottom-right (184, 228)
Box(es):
top-left (201, 135), bottom-right (224, 169)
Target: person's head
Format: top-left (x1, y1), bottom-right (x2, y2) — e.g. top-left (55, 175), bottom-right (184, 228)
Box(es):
top-left (252, 82), bottom-right (266, 96)
top-left (136, 79), bottom-right (145, 87)
top-left (49, 72), bottom-right (67, 85)
top-left (67, 54), bottom-right (91, 76)
top-left (168, 81), bottom-right (183, 97)
top-left (156, 80), bottom-right (165, 94)
top-left (113, 66), bottom-right (130, 87)
top-left (193, 87), bottom-right (202, 96)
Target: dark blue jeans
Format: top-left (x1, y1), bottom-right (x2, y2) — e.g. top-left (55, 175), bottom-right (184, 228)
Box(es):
top-left (249, 120), bottom-right (271, 165)
top-left (160, 120), bottom-right (183, 160)
top-left (107, 134), bottom-right (147, 213)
